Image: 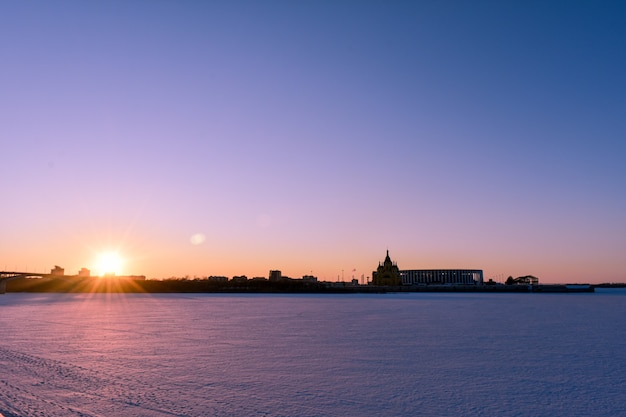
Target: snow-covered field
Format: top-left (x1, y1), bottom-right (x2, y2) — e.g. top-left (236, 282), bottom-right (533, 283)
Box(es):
top-left (1, 290), bottom-right (625, 416)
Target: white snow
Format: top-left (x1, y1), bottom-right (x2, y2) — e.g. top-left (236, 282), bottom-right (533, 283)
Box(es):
top-left (1, 290), bottom-right (625, 416)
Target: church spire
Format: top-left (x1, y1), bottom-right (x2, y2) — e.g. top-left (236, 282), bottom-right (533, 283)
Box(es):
top-left (373, 249), bottom-right (401, 286)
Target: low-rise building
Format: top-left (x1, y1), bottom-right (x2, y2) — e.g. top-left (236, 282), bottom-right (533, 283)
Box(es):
top-left (302, 275), bottom-right (317, 283)
top-left (231, 275), bottom-right (248, 283)
top-left (507, 275), bottom-right (538, 285)
top-left (269, 270), bottom-right (282, 281)
top-left (51, 265), bottom-right (64, 276)
top-left (400, 269), bottom-right (483, 285)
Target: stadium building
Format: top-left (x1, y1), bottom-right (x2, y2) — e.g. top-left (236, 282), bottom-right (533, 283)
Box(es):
top-left (373, 251), bottom-right (483, 286)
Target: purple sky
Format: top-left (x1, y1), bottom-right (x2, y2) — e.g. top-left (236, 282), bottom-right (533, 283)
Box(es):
top-left (2, 1), bottom-right (625, 283)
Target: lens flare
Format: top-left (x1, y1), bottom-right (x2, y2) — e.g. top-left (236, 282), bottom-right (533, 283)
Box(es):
top-left (190, 233), bottom-right (206, 245)
top-left (95, 251), bottom-right (125, 276)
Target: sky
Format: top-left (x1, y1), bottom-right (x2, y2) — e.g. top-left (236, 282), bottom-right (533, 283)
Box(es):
top-left (1, 1), bottom-right (625, 283)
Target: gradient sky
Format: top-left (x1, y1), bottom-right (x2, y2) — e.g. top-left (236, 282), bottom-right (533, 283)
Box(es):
top-left (2, 1), bottom-right (625, 283)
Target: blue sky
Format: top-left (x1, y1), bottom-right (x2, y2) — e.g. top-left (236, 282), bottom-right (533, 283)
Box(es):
top-left (1, 1), bottom-right (624, 282)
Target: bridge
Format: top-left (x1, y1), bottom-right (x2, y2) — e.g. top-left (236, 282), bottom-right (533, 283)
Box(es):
top-left (0, 271), bottom-right (57, 294)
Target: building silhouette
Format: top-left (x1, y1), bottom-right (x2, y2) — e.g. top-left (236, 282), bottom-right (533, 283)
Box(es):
top-left (400, 269), bottom-right (483, 285)
top-left (373, 251), bottom-right (484, 286)
top-left (372, 250), bottom-right (402, 286)
top-left (269, 270), bottom-right (282, 281)
top-left (51, 265), bottom-right (64, 276)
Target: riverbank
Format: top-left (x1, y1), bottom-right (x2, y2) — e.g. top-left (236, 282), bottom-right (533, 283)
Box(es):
top-left (4, 276), bottom-right (594, 293)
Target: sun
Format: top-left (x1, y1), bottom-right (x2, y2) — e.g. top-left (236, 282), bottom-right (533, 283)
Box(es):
top-left (94, 251), bottom-right (125, 277)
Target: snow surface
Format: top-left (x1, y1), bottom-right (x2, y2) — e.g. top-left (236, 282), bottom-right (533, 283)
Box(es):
top-left (1, 290), bottom-right (625, 416)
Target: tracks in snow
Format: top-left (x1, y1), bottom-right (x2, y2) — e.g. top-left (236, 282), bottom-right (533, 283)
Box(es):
top-left (0, 346), bottom-right (211, 417)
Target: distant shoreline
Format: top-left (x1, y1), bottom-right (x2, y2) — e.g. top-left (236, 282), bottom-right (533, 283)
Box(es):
top-left (3, 276), bottom-right (598, 294)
